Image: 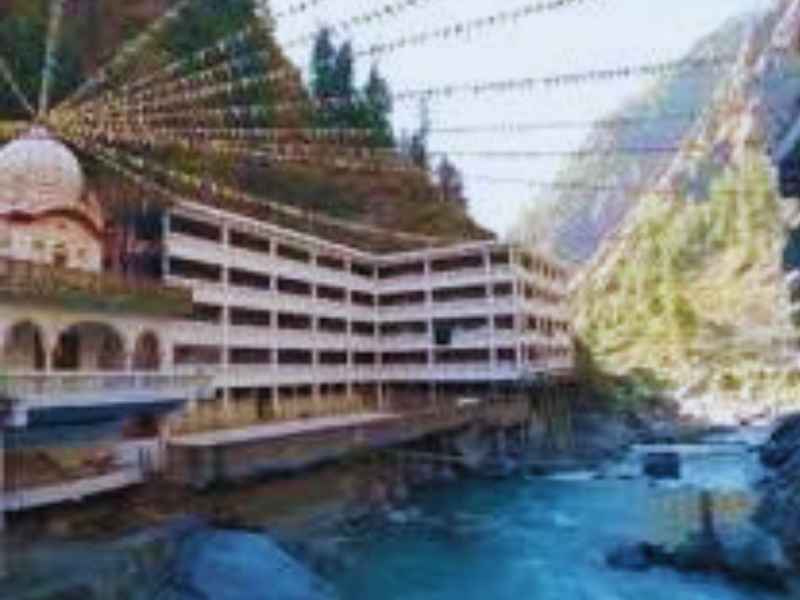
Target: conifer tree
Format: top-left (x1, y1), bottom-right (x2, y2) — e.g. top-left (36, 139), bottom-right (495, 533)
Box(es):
top-left (436, 157), bottom-right (466, 206)
top-left (311, 27), bottom-right (337, 125)
top-left (363, 64), bottom-right (394, 146)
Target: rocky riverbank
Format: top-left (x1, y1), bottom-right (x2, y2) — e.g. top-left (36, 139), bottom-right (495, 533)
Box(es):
top-left (755, 413), bottom-right (800, 569)
top-left (601, 415), bottom-right (800, 595)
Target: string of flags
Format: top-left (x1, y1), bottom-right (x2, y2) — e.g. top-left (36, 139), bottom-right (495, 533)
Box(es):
top-left (66, 25), bottom-right (269, 115)
top-left (81, 68), bottom-right (297, 121)
top-left (59, 0), bottom-right (194, 110)
top-left (0, 57), bottom-right (35, 116)
top-left (354, 0), bottom-right (590, 59)
top-left (427, 113), bottom-right (700, 135)
top-left (38, 0), bottom-right (66, 115)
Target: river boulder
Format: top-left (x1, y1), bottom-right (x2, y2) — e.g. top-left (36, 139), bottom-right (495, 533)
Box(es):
top-left (718, 523), bottom-right (793, 591)
top-left (642, 451), bottom-right (681, 479)
top-left (756, 413), bottom-right (800, 570)
top-left (606, 542), bottom-right (670, 571)
top-left (165, 528), bottom-right (336, 600)
top-left (760, 413), bottom-right (800, 468)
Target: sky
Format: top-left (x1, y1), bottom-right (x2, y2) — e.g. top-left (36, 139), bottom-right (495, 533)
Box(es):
top-left (268, 0), bottom-right (776, 237)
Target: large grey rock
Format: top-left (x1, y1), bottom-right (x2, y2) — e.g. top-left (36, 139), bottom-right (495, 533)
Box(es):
top-left (671, 531), bottom-right (725, 573)
top-left (760, 413), bottom-right (800, 468)
top-left (756, 412), bottom-right (800, 571)
top-left (606, 542), bottom-right (670, 572)
top-left (642, 452), bottom-right (681, 479)
top-left (718, 523), bottom-right (793, 591)
top-left (568, 413), bottom-right (640, 460)
top-left (166, 529), bottom-right (336, 600)
top-left (755, 481), bottom-right (800, 565)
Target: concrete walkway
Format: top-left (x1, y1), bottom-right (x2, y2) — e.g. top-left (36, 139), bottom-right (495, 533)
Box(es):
top-left (172, 413), bottom-right (400, 448)
top-left (3, 467), bottom-right (144, 512)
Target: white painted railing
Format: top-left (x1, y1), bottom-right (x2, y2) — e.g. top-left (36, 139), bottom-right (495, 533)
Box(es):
top-left (166, 233), bottom-right (224, 265)
top-left (1, 372), bottom-right (211, 408)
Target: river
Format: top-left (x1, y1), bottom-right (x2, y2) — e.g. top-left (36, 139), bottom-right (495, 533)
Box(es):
top-left (1, 429), bottom-right (789, 599)
top-left (322, 438), bottom-right (778, 600)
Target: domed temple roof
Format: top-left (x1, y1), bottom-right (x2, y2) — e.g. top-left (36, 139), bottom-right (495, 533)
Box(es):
top-left (0, 126), bottom-right (85, 214)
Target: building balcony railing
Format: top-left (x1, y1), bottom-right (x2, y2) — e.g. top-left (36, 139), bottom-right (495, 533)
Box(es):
top-left (168, 233), bottom-right (376, 292)
top-left (166, 233), bottom-right (225, 266)
top-left (1, 371), bottom-right (212, 422)
top-left (0, 257), bottom-right (193, 317)
top-left (376, 265), bottom-right (513, 294)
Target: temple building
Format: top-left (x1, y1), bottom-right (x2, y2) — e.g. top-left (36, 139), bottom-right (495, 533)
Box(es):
top-left (0, 127), bottom-right (574, 510)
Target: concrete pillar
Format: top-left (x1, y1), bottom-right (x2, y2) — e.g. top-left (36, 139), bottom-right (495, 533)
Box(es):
top-left (272, 386), bottom-right (281, 419)
top-left (44, 344), bottom-right (54, 374)
top-left (161, 212), bottom-right (171, 278)
top-left (220, 220), bottom-right (231, 410)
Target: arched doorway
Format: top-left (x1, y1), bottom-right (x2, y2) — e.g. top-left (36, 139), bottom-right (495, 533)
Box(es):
top-left (133, 331), bottom-right (160, 371)
top-left (53, 322), bottom-right (126, 371)
top-left (4, 321), bottom-right (46, 370)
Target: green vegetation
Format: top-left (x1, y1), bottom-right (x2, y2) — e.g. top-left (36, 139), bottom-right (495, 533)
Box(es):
top-left (0, 1), bottom-right (489, 250)
top-left (574, 152), bottom-right (800, 412)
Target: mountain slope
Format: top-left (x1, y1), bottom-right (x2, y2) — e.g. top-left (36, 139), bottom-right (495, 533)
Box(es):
top-left (517, 15), bottom-right (756, 262)
top-left (574, 154), bottom-right (798, 419)
top-left (568, 1), bottom-right (800, 420)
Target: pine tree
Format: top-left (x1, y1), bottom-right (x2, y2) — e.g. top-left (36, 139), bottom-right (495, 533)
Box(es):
top-left (408, 99), bottom-right (431, 170)
top-left (363, 64), bottom-right (394, 147)
top-left (436, 157), bottom-right (466, 206)
top-left (330, 40), bottom-right (356, 127)
top-left (311, 27), bottom-right (337, 125)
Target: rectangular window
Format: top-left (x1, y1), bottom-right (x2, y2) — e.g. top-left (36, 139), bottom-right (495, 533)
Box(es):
top-left (230, 268), bottom-right (271, 291)
top-left (230, 308), bottom-right (271, 327)
top-left (230, 230), bottom-right (271, 254)
top-left (170, 214), bottom-right (221, 242)
top-left (169, 257), bottom-right (221, 282)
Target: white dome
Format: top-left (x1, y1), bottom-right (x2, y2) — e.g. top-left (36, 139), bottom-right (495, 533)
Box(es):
top-left (0, 126), bottom-right (85, 213)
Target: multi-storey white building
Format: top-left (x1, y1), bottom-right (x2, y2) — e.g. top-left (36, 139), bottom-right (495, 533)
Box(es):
top-left (165, 201), bottom-right (574, 418)
top-left (0, 127), bottom-right (573, 510)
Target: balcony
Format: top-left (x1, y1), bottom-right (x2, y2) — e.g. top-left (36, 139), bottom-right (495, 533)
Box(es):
top-left (0, 257), bottom-right (193, 317)
top-left (2, 372), bottom-right (212, 426)
top-left (166, 232), bottom-right (225, 266)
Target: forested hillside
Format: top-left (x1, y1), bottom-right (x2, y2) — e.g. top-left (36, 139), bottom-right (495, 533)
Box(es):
top-left (574, 154), bottom-right (799, 419)
top-left (0, 0), bottom-right (490, 251)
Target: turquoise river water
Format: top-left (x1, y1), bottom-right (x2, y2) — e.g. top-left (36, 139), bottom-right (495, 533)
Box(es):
top-left (1, 434), bottom-right (790, 600)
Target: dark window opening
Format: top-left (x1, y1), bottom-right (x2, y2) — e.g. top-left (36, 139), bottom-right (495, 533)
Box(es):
top-left (170, 214), bottom-right (221, 242)
top-left (278, 313), bottom-right (312, 330)
top-left (277, 243), bottom-right (310, 263)
top-left (378, 262), bottom-right (424, 279)
top-left (318, 285), bottom-right (346, 303)
top-left (319, 317), bottom-right (347, 333)
top-left (230, 348), bottom-right (272, 365)
top-left (230, 268), bottom-right (271, 291)
top-left (230, 308), bottom-right (271, 327)
top-left (278, 349), bottom-right (312, 365)
top-left (189, 303), bottom-right (222, 323)
top-left (278, 277), bottom-right (311, 296)
top-left (169, 257), bottom-right (221, 282)
top-left (231, 230), bottom-right (271, 254)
